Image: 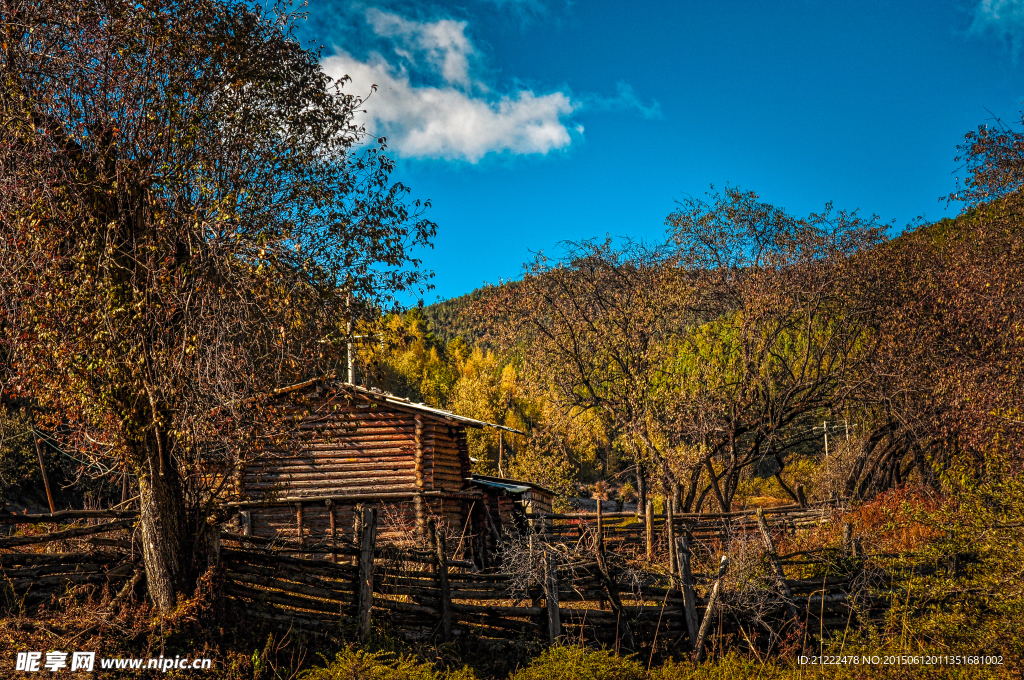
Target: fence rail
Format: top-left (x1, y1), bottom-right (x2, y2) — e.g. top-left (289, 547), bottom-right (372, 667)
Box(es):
top-left (0, 517), bottom-right (139, 609)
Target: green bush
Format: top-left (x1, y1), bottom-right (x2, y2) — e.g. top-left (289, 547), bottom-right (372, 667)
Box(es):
top-left (299, 648), bottom-right (477, 680)
top-left (509, 646), bottom-right (645, 680)
top-left (653, 654), bottom-right (790, 680)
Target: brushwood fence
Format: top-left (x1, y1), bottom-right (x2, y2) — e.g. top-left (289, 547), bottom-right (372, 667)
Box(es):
top-left (0, 510), bottom-right (142, 612)
top-left (3, 501), bottom-right (948, 660)
top-left (218, 502), bottom-right (888, 657)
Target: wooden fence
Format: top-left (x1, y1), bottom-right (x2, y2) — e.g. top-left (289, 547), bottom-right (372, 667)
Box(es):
top-left (220, 503), bottom-right (874, 657)
top-left (2, 501), bottom-right (897, 660)
top-left (0, 512), bottom-right (140, 610)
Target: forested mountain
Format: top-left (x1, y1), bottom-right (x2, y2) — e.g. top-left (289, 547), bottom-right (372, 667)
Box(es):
top-left (422, 282), bottom-right (523, 346)
top-left (372, 179), bottom-right (1024, 518)
top-left (422, 289), bottom-right (490, 345)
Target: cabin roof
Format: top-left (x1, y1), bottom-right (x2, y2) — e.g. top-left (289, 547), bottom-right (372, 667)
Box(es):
top-left (470, 478), bottom-right (533, 495)
top-left (273, 376), bottom-right (526, 435)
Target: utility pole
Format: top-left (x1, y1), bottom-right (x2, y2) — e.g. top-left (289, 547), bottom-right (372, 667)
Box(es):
top-left (497, 430), bottom-right (504, 477)
top-left (813, 421), bottom-right (829, 457)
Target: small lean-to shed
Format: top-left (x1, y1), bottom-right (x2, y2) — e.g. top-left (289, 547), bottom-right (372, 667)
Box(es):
top-left (470, 475), bottom-right (554, 527)
top-left (230, 380), bottom-right (530, 557)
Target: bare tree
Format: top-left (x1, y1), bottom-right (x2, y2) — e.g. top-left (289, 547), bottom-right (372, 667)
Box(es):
top-left (491, 189), bottom-right (886, 512)
top-left (487, 239), bottom-right (692, 502)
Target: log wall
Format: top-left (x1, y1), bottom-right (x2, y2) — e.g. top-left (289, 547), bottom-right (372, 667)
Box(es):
top-left (240, 388), bottom-right (480, 548)
top-left (241, 401), bottom-right (421, 500)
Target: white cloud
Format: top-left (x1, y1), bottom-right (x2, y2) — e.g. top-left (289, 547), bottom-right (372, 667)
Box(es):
top-left (323, 51), bottom-right (577, 162)
top-left (970, 0), bottom-right (1024, 58)
top-left (321, 9), bottom-right (657, 163)
top-left (322, 12), bottom-right (579, 162)
top-left (365, 9), bottom-right (476, 88)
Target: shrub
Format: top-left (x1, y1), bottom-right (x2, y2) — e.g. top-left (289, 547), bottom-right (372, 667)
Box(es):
top-left (509, 646), bottom-right (645, 680)
top-left (653, 654), bottom-right (791, 680)
top-left (299, 648), bottom-right (477, 680)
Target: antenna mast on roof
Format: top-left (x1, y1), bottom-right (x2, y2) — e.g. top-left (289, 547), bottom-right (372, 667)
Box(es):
top-left (347, 291), bottom-right (356, 385)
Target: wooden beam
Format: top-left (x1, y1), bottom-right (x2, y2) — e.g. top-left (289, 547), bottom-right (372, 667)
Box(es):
top-left (328, 500), bottom-right (337, 563)
top-left (357, 506), bottom-right (378, 642)
top-left (428, 519), bottom-right (452, 642)
top-left (694, 556), bottom-right (729, 663)
top-left (544, 551), bottom-right (561, 645)
top-left (225, 489), bottom-right (482, 508)
top-left (666, 500), bottom-right (676, 576)
top-left (645, 500), bottom-right (654, 562)
top-left (755, 508), bottom-right (802, 634)
top-left (676, 534), bottom-right (699, 648)
top-left (30, 423), bottom-right (55, 514)
top-left (0, 509), bottom-right (138, 524)
top-left (0, 518), bottom-right (135, 547)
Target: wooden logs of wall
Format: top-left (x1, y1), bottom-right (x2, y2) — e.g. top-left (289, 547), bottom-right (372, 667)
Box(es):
top-left (242, 393), bottom-right (480, 499)
top-left (240, 388), bottom-right (480, 554)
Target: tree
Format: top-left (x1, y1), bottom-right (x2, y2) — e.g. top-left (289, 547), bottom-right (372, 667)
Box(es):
top-left (0, 0), bottom-right (434, 608)
top-left (843, 209), bottom-right (1024, 497)
top-left (488, 239), bottom-right (689, 510)
top-left (492, 190), bottom-right (885, 513)
top-left (364, 309), bottom-right (459, 407)
top-left (822, 119), bottom-right (1024, 500)
top-left (659, 187), bottom-right (886, 510)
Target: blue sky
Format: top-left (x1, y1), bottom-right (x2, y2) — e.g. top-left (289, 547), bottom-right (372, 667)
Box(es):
top-left (297, 0), bottom-right (1024, 302)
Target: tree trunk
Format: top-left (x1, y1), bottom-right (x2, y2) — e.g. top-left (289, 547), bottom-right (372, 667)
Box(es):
top-left (138, 447), bottom-right (193, 610)
top-left (704, 458), bottom-right (728, 512)
top-left (681, 465), bottom-right (703, 512)
top-left (636, 465), bottom-right (647, 520)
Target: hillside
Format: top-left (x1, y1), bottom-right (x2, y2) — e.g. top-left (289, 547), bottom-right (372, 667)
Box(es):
top-left (422, 283), bottom-right (518, 346)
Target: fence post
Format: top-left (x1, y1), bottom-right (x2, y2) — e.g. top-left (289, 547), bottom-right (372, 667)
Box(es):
top-left (295, 502), bottom-right (304, 550)
top-left (645, 500), bottom-right (654, 562)
top-left (30, 417), bottom-right (55, 514)
top-left (353, 503), bottom-right (364, 567)
top-left (667, 501), bottom-right (676, 576)
top-left (596, 500), bottom-right (606, 610)
top-left (357, 506), bottom-right (378, 642)
top-left (428, 519), bottom-right (452, 642)
top-left (694, 556), bottom-right (729, 663)
top-left (676, 533), bottom-right (699, 648)
top-left (239, 511), bottom-right (251, 537)
top-left (327, 499), bottom-right (337, 564)
top-left (755, 508), bottom-right (801, 633)
top-left (207, 522), bottom-right (221, 568)
top-left (543, 551), bottom-right (561, 645)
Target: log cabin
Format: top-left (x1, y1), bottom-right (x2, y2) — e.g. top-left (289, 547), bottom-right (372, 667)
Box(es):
top-left (227, 379), bottom-right (553, 562)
